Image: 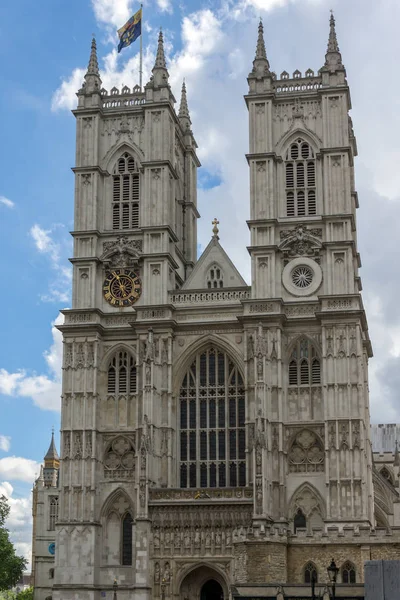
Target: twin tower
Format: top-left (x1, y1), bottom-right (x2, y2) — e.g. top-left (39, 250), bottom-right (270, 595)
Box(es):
top-left (34, 14), bottom-right (399, 600)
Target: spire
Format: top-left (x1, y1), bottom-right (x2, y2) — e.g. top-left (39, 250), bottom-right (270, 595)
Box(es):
top-left (324, 12), bottom-right (344, 72)
top-left (250, 19), bottom-right (271, 79)
top-left (178, 80), bottom-right (191, 131)
top-left (154, 29), bottom-right (167, 70)
top-left (44, 430), bottom-right (59, 462)
top-left (81, 36), bottom-right (102, 94)
top-left (255, 19), bottom-right (267, 61)
top-left (87, 37), bottom-right (99, 76)
top-left (149, 28), bottom-right (169, 89)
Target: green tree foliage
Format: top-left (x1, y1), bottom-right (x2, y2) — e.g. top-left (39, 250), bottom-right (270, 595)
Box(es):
top-left (0, 496), bottom-right (26, 591)
top-left (16, 588), bottom-right (33, 600)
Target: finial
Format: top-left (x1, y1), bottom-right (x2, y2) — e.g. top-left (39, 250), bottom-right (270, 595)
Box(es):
top-left (212, 218), bottom-right (219, 237)
top-left (327, 10), bottom-right (339, 53)
top-left (154, 28), bottom-right (167, 69)
top-left (179, 80), bottom-right (191, 123)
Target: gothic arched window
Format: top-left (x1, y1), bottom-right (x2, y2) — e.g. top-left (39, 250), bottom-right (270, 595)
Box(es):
top-left (48, 496), bottom-right (59, 531)
top-left (304, 562), bottom-right (318, 583)
top-left (294, 508), bottom-right (306, 532)
top-left (341, 561), bottom-right (356, 584)
top-left (206, 264), bottom-right (224, 289)
top-left (112, 153), bottom-right (140, 230)
top-left (179, 348), bottom-right (246, 488)
top-left (49, 568), bottom-right (54, 579)
top-left (107, 351), bottom-right (137, 396)
top-left (289, 337), bottom-right (320, 386)
top-left (121, 512), bottom-right (133, 565)
top-left (285, 139), bottom-right (316, 217)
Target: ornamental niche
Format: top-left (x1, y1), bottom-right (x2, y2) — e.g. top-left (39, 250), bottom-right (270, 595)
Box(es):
top-left (104, 436), bottom-right (136, 479)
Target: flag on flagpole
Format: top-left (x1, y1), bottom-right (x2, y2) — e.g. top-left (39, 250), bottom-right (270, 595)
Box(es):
top-left (117, 8), bottom-right (142, 53)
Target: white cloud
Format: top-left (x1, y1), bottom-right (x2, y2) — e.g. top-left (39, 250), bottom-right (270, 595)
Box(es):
top-left (0, 196), bottom-right (14, 208)
top-left (52, 67), bottom-right (85, 112)
top-left (157, 0), bottom-right (173, 13)
top-left (0, 314), bottom-right (63, 412)
top-left (91, 0), bottom-right (134, 28)
top-left (0, 435), bottom-right (11, 452)
top-left (0, 458), bottom-right (41, 483)
top-left (0, 482), bottom-right (33, 569)
top-left (29, 224), bottom-right (72, 303)
top-left (30, 224), bottom-right (59, 262)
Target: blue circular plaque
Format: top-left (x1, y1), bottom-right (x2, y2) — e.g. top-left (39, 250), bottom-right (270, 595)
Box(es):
top-left (48, 542), bottom-right (55, 555)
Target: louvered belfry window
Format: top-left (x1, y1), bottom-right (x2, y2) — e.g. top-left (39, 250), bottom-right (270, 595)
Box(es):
top-left (289, 338), bottom-right (320, 386)
top-left (285, 139), bottom-right (316, 217)
top-left (179, 348), bottom-right (246, 489)
top-left (112, 153), bottom-right (140, 230)
top-left (107, 352), bottom-right (137, 395)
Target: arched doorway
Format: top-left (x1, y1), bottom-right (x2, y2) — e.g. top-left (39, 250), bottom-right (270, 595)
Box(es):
top-left (200, 579), bottom-right (223, 600)
top-left (179, 565), bottom-right (227, 600)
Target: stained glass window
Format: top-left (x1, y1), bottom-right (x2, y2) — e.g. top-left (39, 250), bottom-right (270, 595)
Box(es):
top-left (179, 348), bottom-right (246, 488)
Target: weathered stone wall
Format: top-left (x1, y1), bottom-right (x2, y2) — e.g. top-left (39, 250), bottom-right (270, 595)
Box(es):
top-left (246, 542), bottom-right (287, 583)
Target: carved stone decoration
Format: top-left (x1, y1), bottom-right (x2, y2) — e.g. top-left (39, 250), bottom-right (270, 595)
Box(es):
top-left (75, 344), bottom-right (85, 369)
top-left (288, 429), bottom-right (324, 473)
top-left (85, 432), bottom-right (92, 458)
top-left (63, 433), bottom-right (70, 459)
top-left (86, 343), bottom-right (95, 368)
top-left (279, 224), bottom-right (322, 259)
top-left (161, 339), bottom-right (168, 364)
top-left (163, 561), bottom-right (171, 582)
top-left (255, 476), bottom-right (263, 513)
top-left (326, 328), bottom-right (334, 356)
top-left (352, 421), bottom-right (360, 448)
top-left (340, 422), bottom-right (349, 449)
top-left (104, 436), bottom-right (135, 479)
top-left (154, 562), bottom-right (160, 583)
top-left (139, 480), bottom-right (146, 508)
top-left (73, 432), bottom-right (83, 459)
top-left (64, 344), bottom-right (73, 369)
top-left (101, 236), bottom-right (142, 268)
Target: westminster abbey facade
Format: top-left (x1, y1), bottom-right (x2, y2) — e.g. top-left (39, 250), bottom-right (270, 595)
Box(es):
top-left (32, 14), bottom-right (400, 600)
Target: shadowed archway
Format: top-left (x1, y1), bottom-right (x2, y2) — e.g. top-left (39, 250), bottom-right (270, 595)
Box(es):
top-left (200, 579), bottom-right (224, 600)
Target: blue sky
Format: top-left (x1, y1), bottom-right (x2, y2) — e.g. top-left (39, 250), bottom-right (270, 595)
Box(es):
top-left (1, 0), bottom-right (400, 566)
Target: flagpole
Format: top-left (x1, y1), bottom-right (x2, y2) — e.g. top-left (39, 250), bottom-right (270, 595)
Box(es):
top-left (140, 3), bottom-right (143, 90)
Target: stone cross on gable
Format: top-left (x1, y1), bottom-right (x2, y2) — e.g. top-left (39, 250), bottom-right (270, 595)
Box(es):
top-left (212, 218), bottom-right (219, 237)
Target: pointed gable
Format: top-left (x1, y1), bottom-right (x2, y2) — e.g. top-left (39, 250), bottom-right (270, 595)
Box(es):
top-left (182, 236), bottom-right (247, 290)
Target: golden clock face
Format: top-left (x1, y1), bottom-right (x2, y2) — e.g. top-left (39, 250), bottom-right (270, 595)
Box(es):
top-left (103, 269), bottom-right (142, 307)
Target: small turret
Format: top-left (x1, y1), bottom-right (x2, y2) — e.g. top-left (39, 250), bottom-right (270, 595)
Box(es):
top-left (178, 80), bottom-right (191, 132)
top-left (43, 430), bottom-right (60, 488)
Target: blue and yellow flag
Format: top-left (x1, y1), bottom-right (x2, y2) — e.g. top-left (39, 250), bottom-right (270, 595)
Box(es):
top-left (118, 8), bottom-right (142, 53)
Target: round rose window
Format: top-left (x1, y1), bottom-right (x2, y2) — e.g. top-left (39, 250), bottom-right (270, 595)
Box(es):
top-left (291, 265), bottom-right (313, 288)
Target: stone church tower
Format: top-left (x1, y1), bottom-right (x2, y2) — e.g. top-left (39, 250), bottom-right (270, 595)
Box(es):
top-left (45, 16), bottom-right (400, 600)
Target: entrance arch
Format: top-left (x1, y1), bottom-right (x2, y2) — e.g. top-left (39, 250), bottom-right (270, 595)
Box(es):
top-left (200, 579), bottom-right (223, 600)
top-left (179, 565), bottom-right (228, 600)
